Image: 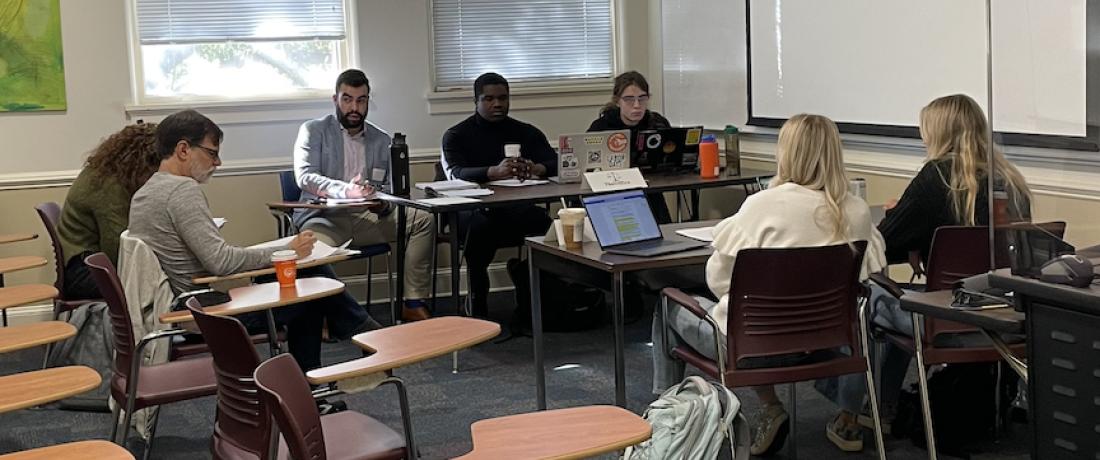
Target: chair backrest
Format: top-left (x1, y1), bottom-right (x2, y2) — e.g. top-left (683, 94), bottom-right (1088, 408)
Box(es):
top-left (725, 241), bottom-right (867, 364)
top-left (84, 252), bottom-right (137, 382)
top-left (280, 171), bottom-right (301, 202)
top-left (35, 202), bottom-right (66, 296)
top-left (254, 354), bottom-right (328, 460)
top-left (924, 226), bottom-right (990, 292)
top-left (186, 298), bottom-right (271, 458)
top-left (433, 161), bottom-right (447, 182)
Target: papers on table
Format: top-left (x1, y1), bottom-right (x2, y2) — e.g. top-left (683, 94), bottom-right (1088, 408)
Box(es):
top-left (675, 227), bottom-right (715, 242)
top-left (248, 237), bottom-right (359, 264)
top-left (416, 197), bottom-right (482, 206)
top-left (212, 218), bottom-right (227, 228)
top-left (414, 179), bottom-right (478, 191)
top-left (323, 197), bottom-right (372, 206)
top-left (442, 188), bottom-right (494, 197)
top-left (486, 179), bottom-right (549, 187)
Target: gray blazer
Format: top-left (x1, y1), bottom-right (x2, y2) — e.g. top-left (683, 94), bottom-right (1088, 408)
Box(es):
top-left (292, 113), bottom-right (392, 227)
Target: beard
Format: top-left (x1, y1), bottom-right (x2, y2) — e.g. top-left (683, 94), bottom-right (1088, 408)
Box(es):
top-left (337, 108), bottom-right (365, 130)
top-left (190, 161), bottom-right (215, 184)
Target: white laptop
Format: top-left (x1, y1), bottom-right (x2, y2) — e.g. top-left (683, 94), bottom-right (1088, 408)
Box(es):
top-left (554, 130), bottom-right (631, 183)
top-left (582, 190), bottom-right (705, 257)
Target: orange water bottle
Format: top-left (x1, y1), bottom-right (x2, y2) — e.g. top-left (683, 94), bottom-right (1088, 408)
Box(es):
top-left (699, 134), bottom-right (720, 179)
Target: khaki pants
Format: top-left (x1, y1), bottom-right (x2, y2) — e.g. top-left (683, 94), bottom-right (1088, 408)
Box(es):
top-left (302, 208), bottom-right (434, 300)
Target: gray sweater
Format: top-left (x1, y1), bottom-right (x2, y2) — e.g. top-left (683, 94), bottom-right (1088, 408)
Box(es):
top-left (129, 172), bottom-right (284, 294)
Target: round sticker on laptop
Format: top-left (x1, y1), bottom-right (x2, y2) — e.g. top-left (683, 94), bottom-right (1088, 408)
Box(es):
top-left (607, 133), bottom-right (628, 153)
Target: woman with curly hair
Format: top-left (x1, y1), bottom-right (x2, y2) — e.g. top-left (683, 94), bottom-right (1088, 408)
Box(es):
top-left (58, 122), bottom-right (160, 299)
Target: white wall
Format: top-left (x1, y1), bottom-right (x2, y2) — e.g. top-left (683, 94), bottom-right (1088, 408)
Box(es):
top-left (0, 0), bottom-right (652, 182)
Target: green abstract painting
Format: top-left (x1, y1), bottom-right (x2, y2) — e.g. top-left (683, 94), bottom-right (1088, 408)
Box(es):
top-left (0, 0), bottom-right (65, 111)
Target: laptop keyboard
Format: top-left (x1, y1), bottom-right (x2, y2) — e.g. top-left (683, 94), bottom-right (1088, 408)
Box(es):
top-left (615, 239), bottom-right (667, 251)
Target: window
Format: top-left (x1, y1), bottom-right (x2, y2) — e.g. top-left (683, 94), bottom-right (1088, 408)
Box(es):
top-left (130, 0), bottom-right (354, 103)
top-left (431, 0), bottom-right (614, 91)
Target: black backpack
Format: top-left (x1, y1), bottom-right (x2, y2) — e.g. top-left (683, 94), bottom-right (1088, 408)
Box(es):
top-left (507, 258), bottom-right (606, 332)
top-left (892, 362), bottom-right (1012, 458)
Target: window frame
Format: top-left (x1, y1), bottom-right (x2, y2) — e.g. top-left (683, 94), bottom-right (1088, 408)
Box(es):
top-left (124, 0), bottom-right (360, 112)
top-left (426, 0), bottom-right (622, 109)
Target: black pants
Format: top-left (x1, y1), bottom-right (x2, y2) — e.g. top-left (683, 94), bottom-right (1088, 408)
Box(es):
top-left (457, 205), bottom-right (552, 317)
top-left (63, 253), bottom-right (103, 300)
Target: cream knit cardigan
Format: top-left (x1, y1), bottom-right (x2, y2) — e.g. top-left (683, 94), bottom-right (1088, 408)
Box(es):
top-left (706, 182), bottom-right (887, 334)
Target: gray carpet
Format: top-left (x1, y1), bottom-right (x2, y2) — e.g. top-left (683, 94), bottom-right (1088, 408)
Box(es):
top-left (0, 292), bottom-right (1031, 459)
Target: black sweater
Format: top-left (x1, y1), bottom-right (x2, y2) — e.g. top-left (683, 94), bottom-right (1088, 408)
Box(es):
top-left (587, 108), bottom-right (671, 140)
top-left (441, 113), bottom-right (557, 183)
top-left (878, 158), bottom-right (993, 264)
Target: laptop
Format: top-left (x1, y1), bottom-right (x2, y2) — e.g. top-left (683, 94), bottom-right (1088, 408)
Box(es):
top-left (582, 190), bottom-right (705, 257)
top-left (555, 130), bottom-right (631, 183)
top-left (632, 127), bottom-right (703, 172)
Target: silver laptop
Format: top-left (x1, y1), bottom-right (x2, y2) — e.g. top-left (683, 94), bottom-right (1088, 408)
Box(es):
top-left (582, 190), bottom-right (704, 257)
top-left (554, 130), bottom-right (631, 183)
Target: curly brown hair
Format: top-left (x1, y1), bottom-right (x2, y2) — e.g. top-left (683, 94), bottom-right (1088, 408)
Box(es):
top-left (84, 123), bottom-right (161, 196)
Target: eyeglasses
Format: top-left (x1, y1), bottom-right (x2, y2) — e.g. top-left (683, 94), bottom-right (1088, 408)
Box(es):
top-left (191, 144), bottom-right (220, 161)
top-left (621, 95), bottom-right (650, 104)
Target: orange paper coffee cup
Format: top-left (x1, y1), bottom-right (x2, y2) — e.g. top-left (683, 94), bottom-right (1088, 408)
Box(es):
top-left (272, 250), bottom-right (297, 288)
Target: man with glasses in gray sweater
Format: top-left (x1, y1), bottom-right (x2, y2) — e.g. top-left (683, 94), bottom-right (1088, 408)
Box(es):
top-left (129, 109), bottom-right (374, 372)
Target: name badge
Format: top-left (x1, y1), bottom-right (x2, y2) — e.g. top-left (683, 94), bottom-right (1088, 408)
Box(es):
top-left (580, 167), bottom-right (648, 192)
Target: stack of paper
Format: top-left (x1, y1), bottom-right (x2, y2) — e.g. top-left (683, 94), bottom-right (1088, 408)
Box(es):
top-left (248, 237), bottom-right (360, 264)
top-left (486, 179), bottom-right (549, 187)
top-left (442, 188), bottom-right (494, 197)
top-left (675, 227), bottom-right (716, 242)
top-left (414, 179), bottom-right (478, 191)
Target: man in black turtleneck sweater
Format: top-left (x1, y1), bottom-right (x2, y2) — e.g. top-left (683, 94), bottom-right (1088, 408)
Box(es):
top-left (441, 73), bottom-right (556, 318)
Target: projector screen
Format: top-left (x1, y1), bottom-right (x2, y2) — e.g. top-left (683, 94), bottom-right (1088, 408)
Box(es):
top-left (747, 0), bottom-right (1094, 148)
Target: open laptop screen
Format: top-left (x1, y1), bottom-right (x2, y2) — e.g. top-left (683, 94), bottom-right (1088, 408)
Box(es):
top-left (582, 190), bottom-right (661, 246)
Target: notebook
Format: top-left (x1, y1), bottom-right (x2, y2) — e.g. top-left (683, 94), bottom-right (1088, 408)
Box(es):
top-left (582, 190), bottom-right (704, 257)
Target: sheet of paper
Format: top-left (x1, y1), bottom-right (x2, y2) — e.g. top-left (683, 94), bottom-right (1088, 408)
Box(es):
top-left (414, 179), bottom-right (478, 191)
top-left (212, 217), bottom-right (227, 228)
top-left (323, 197), bottom-right (372, 205)
top-left (486, 179), bottom-right (549, 187)
top-left (675, 227), bottom-right (716, 242)
top-left (248, 237), bottom-right (355, 264)
top-left (442, 188), bottom-right (494, 197)
top-left (416, 197), bottom-right (482, 206)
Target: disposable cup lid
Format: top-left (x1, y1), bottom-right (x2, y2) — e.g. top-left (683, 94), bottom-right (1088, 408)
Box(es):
top-left (558, 208), bottom-right (586, 217)
top-left (272, 250), bottom-right (297, 262)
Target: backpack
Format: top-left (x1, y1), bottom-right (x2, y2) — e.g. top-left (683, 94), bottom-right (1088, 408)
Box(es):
top-left (46, 302), bottom-right (114, 411)
top-left (624, 376), bottom-right (749, 460)
top-left (892, 362), bottom-right (1010, 457)
top-left (507, 258), bottom-right (606, 332)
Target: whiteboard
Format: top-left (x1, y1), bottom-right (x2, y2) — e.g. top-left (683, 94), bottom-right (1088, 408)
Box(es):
top-left (748, 0), bottom-right (1086, 137)
top-left (661, 0), bottom-right (1090, 141)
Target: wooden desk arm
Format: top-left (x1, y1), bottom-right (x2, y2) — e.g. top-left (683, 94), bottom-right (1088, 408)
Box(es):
top-left (869, 272), bottom-right (904, 299)
top-left (306, 356), bottom-right (389, 387)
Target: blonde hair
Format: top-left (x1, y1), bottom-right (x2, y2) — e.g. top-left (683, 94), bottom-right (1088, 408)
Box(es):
top-left (919, 94), bottom-right (1031, 225)
top-left (770, 114), bottom-right (851, 242)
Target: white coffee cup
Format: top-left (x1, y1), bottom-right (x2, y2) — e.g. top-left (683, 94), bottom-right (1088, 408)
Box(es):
top-left (558, 208), bottom-right (587, 249)
top-left (505, 144), bottom-right (521, 158)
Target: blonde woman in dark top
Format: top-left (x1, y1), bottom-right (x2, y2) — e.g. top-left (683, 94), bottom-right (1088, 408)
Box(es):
top-left (58, 123), bottom-right (160, 299)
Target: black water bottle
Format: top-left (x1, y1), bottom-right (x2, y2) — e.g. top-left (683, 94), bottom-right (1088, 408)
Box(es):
top-left (389, 133), bottom-right (410, 195)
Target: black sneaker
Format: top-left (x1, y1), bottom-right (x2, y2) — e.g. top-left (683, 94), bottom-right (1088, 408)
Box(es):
top-left (316, 399), bottom-right (347, 415)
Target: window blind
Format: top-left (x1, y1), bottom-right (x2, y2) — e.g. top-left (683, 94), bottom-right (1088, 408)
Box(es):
top-left (432, 0), bottom-right (613, 89)
top-left (135, 0), bottom-right (346, 45)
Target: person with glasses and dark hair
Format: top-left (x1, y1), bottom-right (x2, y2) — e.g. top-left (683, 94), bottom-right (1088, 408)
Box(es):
top-left (292, 69), bottom-right (436, 322)
top-left (441, 72), bottom-right (556, 318)
top-left (587, 70), bottom-right (673, 223)
top-left (129, 109), bottom-right (374, 373)
top-left (56, 123), bottom-right (160, 299)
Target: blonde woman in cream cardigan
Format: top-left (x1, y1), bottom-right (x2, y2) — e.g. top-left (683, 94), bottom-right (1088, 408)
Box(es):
top-left (652, 114), bottom-right (887, 455)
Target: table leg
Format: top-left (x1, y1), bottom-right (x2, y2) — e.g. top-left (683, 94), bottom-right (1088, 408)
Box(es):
top-left (980, 329), bottom-right (1028, 382)
top-left (612, 272), bottom-right (626, 408)
top-left (911, 312), bottom-right (938, 460)
top-left (449, 212), bottom-right (462, 316)
top-left (395, 206), bottom-right (406, 321)
top-left (265, 310), bottom-right (282, 356)
top-left (531, 255), bottom-right (546, 410)
top-left (690, 190), bottom-right (700, 222)
top-left (1, 275), bottom-right (6, 327)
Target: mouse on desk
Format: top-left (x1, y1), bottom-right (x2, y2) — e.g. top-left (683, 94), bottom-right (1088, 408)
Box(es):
top-left (1039, 255), bottom-right (1094, 288)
